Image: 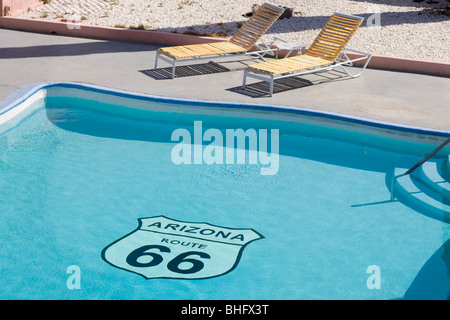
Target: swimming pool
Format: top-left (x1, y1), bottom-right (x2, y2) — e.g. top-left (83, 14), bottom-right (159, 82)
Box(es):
top-left (0, 82), bottom-right (449, 300)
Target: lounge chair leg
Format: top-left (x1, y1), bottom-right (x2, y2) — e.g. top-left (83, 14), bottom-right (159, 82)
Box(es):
top-left (242, 70), bottom-right (247, 89)
top-left (171, 60), bottom-right (176, 79)
top-left (338, 54), bottom-right (372, 78)
top-left (154, 52), bottom-right (159, 69)
top-left (269, 77), bottom-right (274, 97)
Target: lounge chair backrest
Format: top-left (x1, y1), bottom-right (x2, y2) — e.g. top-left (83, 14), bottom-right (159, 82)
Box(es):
top-left (229, 3), bottom-right (285, 50)
top-left (307, 13), bottom-right (364, 61)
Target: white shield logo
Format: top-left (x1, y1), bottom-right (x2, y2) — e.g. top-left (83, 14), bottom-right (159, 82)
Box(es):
top-left (101, 216), bottom-right (264, 279)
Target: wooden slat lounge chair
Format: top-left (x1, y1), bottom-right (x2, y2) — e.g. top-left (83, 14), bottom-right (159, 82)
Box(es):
top-left (242, 12), bottom-right (372, 96)
top-left (154, 3), bottom-right (285, 78)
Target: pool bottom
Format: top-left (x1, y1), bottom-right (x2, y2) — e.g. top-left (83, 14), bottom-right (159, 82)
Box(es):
top-left (0, 83), bottom-right (449, 300)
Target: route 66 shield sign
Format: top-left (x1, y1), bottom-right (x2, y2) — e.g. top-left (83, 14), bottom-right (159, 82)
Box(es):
top-left (101, 216), bottom-right (264, 280)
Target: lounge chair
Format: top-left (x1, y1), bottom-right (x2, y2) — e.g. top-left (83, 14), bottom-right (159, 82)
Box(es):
top-left (154, 3), bottom-right (285, 78)
top-left (242, 12), bottom-right (372, 96)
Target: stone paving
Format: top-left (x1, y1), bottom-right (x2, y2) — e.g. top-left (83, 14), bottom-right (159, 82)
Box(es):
top-left (32, 0), bottom-right (110, 18)
top-left (19, 0), bottom-right (450, 63)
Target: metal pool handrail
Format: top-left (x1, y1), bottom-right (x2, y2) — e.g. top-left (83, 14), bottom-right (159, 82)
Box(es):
top-left (390, 137), bottom-right (450, 200)
top-left (403, 138), bottom-right (450, 176)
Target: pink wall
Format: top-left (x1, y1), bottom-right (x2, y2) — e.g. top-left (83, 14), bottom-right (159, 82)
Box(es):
top-left (1, 0), bottom-right (43, 17)
top-left (0, 15), bottom-right (448, 77)
top-left (0, 16), bottom-right (227, 46)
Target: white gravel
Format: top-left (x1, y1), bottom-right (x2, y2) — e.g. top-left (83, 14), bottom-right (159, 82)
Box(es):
top-left (20, 0), bottom-right (450, 63)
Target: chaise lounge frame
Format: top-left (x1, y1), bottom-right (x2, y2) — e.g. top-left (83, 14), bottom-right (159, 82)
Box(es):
top-left (242, 12), bottom-right (372, 96)
top-left (154, 3), bottom-right (286, 79)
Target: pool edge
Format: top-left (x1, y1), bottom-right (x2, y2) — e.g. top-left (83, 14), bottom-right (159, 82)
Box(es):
top-left (1, 81), bottom-right (449, 142)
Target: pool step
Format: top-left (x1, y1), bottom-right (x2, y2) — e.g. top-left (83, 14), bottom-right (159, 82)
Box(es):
top-left (441, 155), bottom-right (450, 182)
top-left (392, 158), bottom-right (450, 222)
top-left (414, 161), bottom-right (450, 200)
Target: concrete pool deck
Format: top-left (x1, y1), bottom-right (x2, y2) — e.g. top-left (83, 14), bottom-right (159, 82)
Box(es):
top-left (0, 28), bottom-right (449, 133)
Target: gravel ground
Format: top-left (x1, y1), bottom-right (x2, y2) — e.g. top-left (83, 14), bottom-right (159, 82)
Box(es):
top-left (20, 0), bottom-right (450, 63)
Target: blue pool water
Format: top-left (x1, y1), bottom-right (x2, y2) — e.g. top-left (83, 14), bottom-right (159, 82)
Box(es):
top-left (0, 83), bottom-right (449, 300)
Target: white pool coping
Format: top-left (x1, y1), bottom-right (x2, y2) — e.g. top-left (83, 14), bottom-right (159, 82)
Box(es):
top-left (1, 82), bottom-right (449, 148)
